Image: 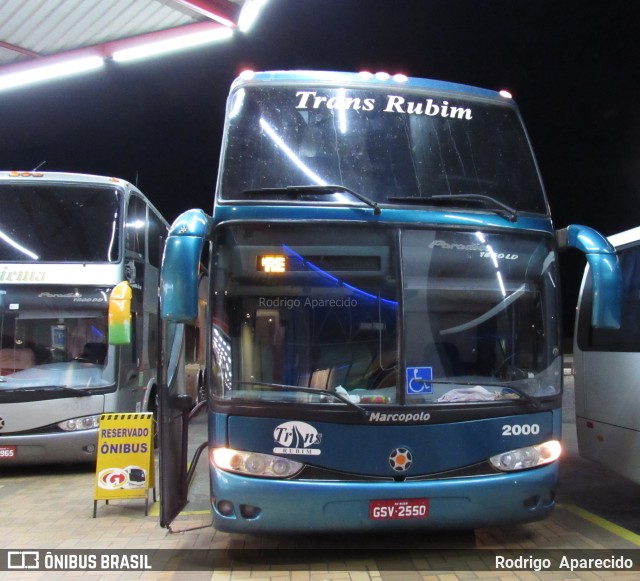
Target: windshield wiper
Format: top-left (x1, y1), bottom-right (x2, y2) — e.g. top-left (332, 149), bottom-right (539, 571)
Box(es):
top-left (0, 385), bottom-right (103, 396)
top-left (56, 385), bottom-right (104, 396)
top-left (231, 381), bottom-right (370, 417)
top-left (241, 185), bottom-right (381, 215)
top-left (416, 379), bottom-right (541, 408)
top-left (387, 194), bottom-right (518, 222)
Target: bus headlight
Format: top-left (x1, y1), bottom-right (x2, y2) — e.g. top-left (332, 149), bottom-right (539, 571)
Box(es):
top-left (58, 415), bottom-right (101, 432)
top-left (212, 447), bottom-right (303, 478)
top-left (489, 440), bottom-right (561, 472)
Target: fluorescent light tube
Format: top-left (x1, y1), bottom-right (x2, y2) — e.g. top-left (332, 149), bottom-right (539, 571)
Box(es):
top-left (238, 0), bottom-right (269, 33)
top-left (112, 27), bottom-right (233, 63)
top-left (0, 56), bottom-right (104, 92)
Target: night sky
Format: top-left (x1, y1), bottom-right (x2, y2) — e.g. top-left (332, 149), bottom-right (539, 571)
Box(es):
top-left (1, 0), bottom-right (639, 339)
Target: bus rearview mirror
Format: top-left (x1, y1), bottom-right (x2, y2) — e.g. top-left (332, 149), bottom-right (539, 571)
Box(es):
top-left (556, 224), bottom-right (621, 329)
top-left (160, 209), bottom-right (209, 323)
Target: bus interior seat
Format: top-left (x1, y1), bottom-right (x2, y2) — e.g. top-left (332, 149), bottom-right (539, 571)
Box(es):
top-left (309, 368), bottom-right (331, 389)
top-left (0, 347), bottom-right (36, 374)
top-left (79, 342), bottom-right (107, 365)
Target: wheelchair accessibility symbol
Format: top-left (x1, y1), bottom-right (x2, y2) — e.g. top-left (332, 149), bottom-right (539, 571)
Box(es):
top-left (406, 367), bottom-right (433, 395)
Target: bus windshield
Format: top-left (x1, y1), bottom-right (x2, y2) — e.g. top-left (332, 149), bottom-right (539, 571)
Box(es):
top-left (0, 286), bottom-right (114, 391)
top-left (211, 224), bottom-right (561, 407)
top-left (0, 183), bottom-right (121, 262)
top-left (219, 85), bottom-right (547, 214)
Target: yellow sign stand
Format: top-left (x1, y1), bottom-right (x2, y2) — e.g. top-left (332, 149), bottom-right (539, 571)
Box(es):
top-left (93, 412), bottom-right (156, 517)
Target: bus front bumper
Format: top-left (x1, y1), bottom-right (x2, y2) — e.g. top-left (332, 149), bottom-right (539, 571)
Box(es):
top-left (209, 462), bottom-right (558, 533)
top-left (0, 429), bottom-right (99, 465)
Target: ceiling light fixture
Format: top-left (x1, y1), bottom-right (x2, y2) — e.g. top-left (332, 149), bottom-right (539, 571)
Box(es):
top-left (0, 56), bottom-right (104, 92)
top-left (112, 27), bottom-right (233, 63)
top-left (238, 0), bottom-right (269, 33)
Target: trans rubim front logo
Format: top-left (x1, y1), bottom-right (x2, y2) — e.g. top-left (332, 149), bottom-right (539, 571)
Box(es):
top-left (273, 421), bottom-right (322, 456)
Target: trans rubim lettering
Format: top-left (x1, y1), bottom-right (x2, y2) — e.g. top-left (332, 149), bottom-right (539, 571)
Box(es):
top-left (295, 91), bottom-right (473, 120)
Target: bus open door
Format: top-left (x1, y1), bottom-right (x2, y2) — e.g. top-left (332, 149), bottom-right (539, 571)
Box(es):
top-left (157, 210), bottom-right (209, 528)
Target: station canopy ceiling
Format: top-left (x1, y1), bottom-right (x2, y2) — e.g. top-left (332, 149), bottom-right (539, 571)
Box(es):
top-left (0, 0), bottom-right (264, 89)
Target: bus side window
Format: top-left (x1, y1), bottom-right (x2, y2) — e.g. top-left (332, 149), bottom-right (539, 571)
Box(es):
top-left (148, 209), bottom-right (167, 268)
top-left (125, 195), bottom-right (146, 260)
top-left (578, 244), bottom-right (640, 352)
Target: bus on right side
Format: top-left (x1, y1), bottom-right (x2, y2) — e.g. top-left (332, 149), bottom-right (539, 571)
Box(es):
top-left (574, 225), bottom-right (640, 484)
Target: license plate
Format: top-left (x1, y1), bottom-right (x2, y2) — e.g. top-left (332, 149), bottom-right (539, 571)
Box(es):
top-left (370, 498), bottom-right (430, 520)
top-left (0, 445), bottom-right (17, 459)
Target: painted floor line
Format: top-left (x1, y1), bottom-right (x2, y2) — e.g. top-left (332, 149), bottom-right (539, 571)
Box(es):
top-left (560, 503), bottom-right (640, 547)
top-left (147, 503), bottom-right (210, 518)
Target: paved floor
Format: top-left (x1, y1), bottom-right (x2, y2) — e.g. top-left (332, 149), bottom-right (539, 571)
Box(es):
top-left (1, 376), bottom-right (640, 580)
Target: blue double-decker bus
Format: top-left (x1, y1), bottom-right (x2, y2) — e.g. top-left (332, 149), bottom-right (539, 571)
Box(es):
top-left (158, 70), bottom-right (621, 532)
